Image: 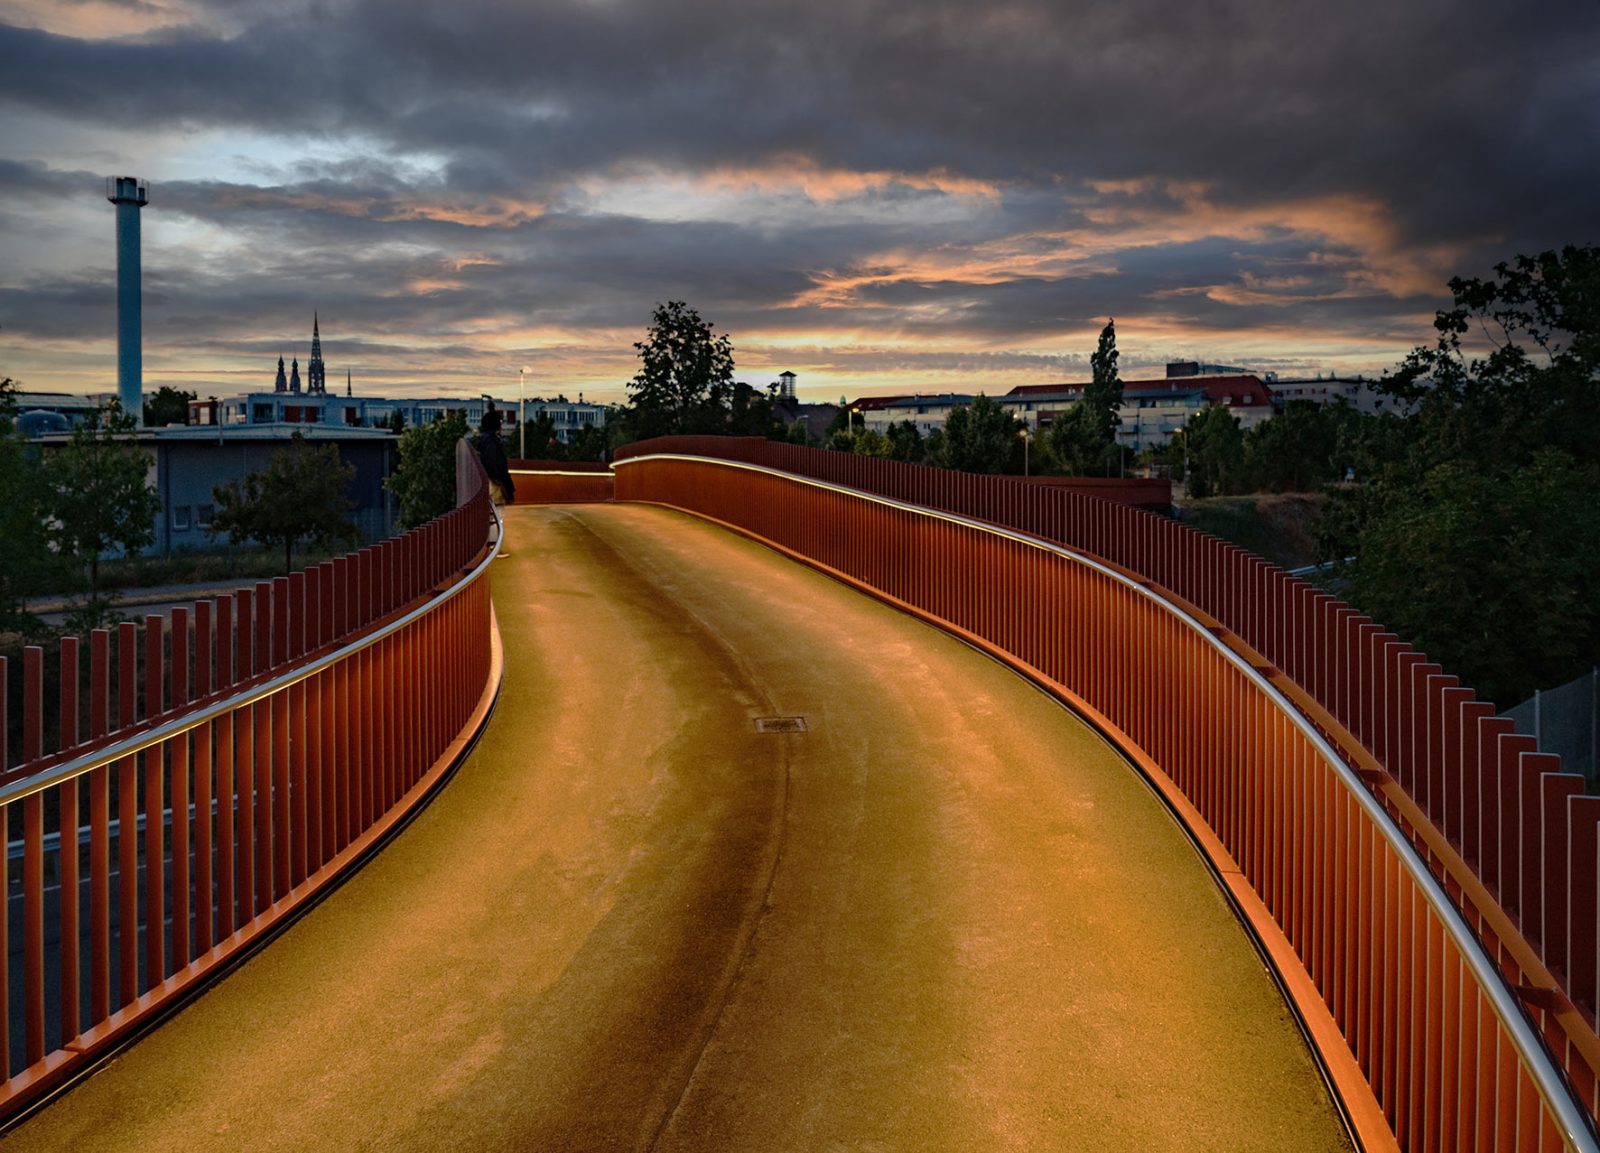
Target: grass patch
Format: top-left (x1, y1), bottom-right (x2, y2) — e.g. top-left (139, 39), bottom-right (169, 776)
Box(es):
top-left (1177, 493), bottom-right (1326, 571)
top-left (93, 546), bottom-right (351, 593)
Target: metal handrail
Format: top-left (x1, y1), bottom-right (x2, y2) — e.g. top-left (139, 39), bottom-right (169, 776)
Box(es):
top-left (615, 451), bottom-right (1599, 1151)
top-left (0, 508), bottom-right (503, 811)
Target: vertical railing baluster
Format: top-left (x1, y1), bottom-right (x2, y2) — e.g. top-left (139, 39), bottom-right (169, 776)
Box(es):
top-left (58, 636), bottom-right (81, 1043)
top-left (170, 607), bottom-right (191, 970)
top-left (253, 581), bottom-right (273, 915)
top-left (22, 647), bottom-right (45, 1067)
top-left (117, 621), bottom-right (138, 1007)
top-left (218, 595), bottom-right (238, 940)
top-left (143, 615), bottom-right (165, 988)
top-left (270, 577), bottom-right (291, 900)
top-left (88, 630), bottom-right (111, 1025)
top-left (235, 589), bottom-right (255, 927)
top-left (194, 601), bottom-right (214, 955)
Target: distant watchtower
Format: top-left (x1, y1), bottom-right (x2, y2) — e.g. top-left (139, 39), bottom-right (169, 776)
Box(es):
top-left (106, 176), bottom-right (149, 423)
top-left (778, 370), bottom-right (797, 400)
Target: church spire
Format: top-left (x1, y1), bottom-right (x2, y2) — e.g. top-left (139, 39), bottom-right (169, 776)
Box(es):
top-left (346, 368), bottom-right (352, 397)
top-left (274, 354), bottom-right (287, 393)
top-left (308, 312), bottom-right (327, 395)
top-left (289, 356), bottom-right (301, 394)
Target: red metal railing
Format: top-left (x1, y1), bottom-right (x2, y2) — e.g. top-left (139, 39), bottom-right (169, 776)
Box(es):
top-left (613, 440), bottom-right (1600, 1153)
top-left (507, 465), bottom-right (615, 504)
top-left (0, 441), bottom-right (501, 1119)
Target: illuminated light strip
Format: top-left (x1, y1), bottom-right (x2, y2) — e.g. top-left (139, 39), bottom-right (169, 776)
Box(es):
top-left (615, 451), bottom-right (1599, 1152)
top-left (509, 470), bottom-right (615, 478)
top-left (0, 502), bottom-right (505, 810)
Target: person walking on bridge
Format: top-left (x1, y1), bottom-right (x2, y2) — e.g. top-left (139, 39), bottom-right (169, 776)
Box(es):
top-left (475, 408), bottom-right (516, 505)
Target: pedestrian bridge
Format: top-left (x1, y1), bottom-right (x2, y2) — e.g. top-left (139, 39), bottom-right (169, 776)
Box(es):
top-left (0, 439), bottom-right (1595, 1151)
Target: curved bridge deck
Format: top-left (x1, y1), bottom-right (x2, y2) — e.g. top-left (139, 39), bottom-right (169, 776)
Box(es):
top-left (2, 505), bottom-right (1347, 1151)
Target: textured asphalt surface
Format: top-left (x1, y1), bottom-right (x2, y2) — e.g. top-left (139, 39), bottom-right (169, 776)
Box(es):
top-left (2, 504), bottom-right (1348, 1152)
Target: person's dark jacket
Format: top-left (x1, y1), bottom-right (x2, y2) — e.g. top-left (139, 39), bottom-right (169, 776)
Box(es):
top-left (475, 430), bottom-right (515, 501)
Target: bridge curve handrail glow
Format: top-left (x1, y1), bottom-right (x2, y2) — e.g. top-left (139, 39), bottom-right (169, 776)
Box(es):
top-left (614, 444), bottom-right (1600, 1153)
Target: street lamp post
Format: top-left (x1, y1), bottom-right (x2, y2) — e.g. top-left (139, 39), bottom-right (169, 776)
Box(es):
top-left (518, 367), bottom-right (530, 459)
top-left (1020, 424), bottom-right (1030, 476)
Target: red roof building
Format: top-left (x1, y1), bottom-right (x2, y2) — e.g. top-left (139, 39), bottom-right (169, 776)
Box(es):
top-left (1006, 374), bottom-right (1274, 409)
top-left (1004, 375), bottom-right (1275, 450)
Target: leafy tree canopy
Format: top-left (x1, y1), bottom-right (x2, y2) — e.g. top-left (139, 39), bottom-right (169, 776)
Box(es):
top-left (885, 420), bottom-right (925, 463)
top-left (387, 412), bottom-right (469, 529)
top-left (932, 394), bottom-right (1023, 474)
top-left (1243, 398), bottom-right (1362, 492)
top-left (564, 422), bottom-right (609, 463)
top-left (1047, 319), bottom-right (1123, 475)
top-left (0, 377), bottom-right (62, 634)
top-left (1341, 450), bottom-right (1600, 707)
top-left (143, 385), bottom-right (196, 428)
top-left (726, 381), bottom-right (776, 438)
top-left (1321, 244), bottom-right (1600, 705)
top-left (1169, 403), bottom-right (1244, 498)
top-left (627, 301), bottom-right (736, 438)
top-left (518, 412), bottom-right (561, 460)
top-left (45, 400), bottom-right (160, 619)
top-left (210, 433), bottom-right (358, 573)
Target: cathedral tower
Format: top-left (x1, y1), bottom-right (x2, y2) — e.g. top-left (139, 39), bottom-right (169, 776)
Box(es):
top-left (308, 312), bottom-right (327, 395)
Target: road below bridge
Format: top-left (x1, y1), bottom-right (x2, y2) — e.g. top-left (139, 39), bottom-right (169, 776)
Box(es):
top-left (3, 504), bottom-right (1348, 1152)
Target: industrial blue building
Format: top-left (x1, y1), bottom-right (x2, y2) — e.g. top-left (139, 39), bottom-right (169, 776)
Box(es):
top-left (141, 425), bottom-right (398, 554)
top-left (31, 423), bottom-right (400, 557)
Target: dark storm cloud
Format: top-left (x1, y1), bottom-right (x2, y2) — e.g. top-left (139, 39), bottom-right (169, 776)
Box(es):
top-left (0, 158), bottom-right (92, 197)
top-left (6, 0), bottom-right (1597, 237)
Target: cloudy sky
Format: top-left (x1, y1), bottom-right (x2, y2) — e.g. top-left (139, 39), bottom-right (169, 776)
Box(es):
top-left (1, 0), bottom-right (1596, 404)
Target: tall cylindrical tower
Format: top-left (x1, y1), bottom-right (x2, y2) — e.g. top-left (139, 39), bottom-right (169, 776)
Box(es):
top-left (106, 176), bottom-right (149, 423)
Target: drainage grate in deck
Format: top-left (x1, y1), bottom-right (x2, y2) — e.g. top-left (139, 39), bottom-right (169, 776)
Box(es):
top-left (754, 716), bottom-right (808, 734)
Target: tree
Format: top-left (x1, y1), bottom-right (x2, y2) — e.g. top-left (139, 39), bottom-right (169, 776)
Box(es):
top-left (44, 400), bottom-right (160, 617)
top-left (143, 385), bottom-right (195, 427)
top-left (1341, 451), bottom-right (1600, 706)
top-left (1320, 243), bottom-right (1600, 705)
top-left (825, 405), bottom-right (856, 451)
top-left (564, 422), bottom-right (609, 463)
top-left (932, 394), bottom-right (1023, 474)
top-left (1049, 320), bottom-right (1123, 475)
top-left (1381, 243), bottom-right (1600, 472)
top-left (518, 413), bottom-right (560, 459)
top-left (726, 381), bottom-right (778, 437)
top-left (210, 433), bottom-right (358, 573)
top-left (853, 428), bottom-right (894, 457)
top-left (0, 378), bottom-right (61, 634)
top-left (626, 301), bottom-right (735, 437)
top-left (1244, 399), bottom-right (1344, 492)
top-left (885, 419), bottom-right (925, 462)
top-left (386, 412), bottom-right (469, 529)
top-left (1172, 403), bottom-right (1244, 497)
